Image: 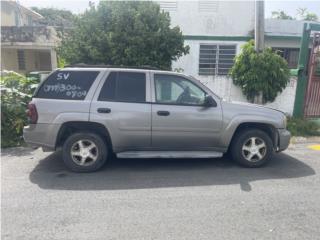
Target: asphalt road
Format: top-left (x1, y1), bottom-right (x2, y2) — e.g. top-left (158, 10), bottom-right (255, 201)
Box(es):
top-left (2, 142), bottom-right (320, 240)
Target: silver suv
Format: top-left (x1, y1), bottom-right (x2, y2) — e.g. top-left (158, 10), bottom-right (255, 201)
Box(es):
top-left (23, 66), bottom-right (291, 172)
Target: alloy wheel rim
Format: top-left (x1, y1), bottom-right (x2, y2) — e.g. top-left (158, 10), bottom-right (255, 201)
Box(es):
top-left (241, 137), bottom-right (267, 162)
top-left (70, 139), bottom-right (99, 166)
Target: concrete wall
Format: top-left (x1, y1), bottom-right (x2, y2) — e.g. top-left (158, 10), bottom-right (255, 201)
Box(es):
top-left (163, 1), bottom-right (255, 36)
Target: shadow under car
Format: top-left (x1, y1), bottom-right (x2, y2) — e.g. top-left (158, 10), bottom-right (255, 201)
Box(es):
top-left (29, 150), bottom-right (315, 192)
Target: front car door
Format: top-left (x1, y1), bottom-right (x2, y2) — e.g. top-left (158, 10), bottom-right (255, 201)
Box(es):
top-left (151, 73), bottom-right (223, 151)
top-left (90, 70), bottom-right (152, 153)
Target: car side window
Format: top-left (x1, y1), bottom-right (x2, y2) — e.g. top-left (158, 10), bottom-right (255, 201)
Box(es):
top-left (99, 71), bottom-right (146, 103)
top-left (35, 70), bottom-right (99, 100)
top-left (154, 74), bottom-right (206, 105)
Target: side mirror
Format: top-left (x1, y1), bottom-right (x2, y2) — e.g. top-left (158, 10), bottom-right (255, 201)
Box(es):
top-left (203, 95), bottom-right (217, 107)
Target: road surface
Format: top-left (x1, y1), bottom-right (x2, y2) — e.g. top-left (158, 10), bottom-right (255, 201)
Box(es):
top-left (2, 142), bottom-right (320, 240)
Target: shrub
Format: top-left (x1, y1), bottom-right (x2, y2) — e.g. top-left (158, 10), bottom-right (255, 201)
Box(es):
top-left (230, 40), bottom-right (290, 103)
top-left (287, 118), bottom-right (320, 136)
top-left (1, 71), bottom-right (39, 148)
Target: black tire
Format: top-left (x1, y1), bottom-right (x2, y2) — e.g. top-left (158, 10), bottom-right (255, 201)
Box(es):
top-left (230, 128), bottom-right (274, 167)
top-left (62, 132), bottom-right (108, 172)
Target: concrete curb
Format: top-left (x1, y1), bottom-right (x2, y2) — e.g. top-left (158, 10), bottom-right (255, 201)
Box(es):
top-left (290, 136), bottom-right (320, 144)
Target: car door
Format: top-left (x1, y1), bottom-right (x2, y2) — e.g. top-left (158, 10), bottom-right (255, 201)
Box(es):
top-left (151, 73), bottom-right (223, 150)
top-left (90, 70), bottom-right (151, 152)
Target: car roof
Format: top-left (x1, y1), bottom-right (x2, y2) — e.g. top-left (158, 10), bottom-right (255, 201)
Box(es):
top-left (64, 64), bottom-right (159, 70)
top-left (62, 65), bottom-right (182, 75)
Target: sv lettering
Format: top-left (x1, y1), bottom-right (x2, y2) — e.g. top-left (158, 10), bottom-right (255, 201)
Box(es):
top-left (57, 72), bottom-right (70, 80)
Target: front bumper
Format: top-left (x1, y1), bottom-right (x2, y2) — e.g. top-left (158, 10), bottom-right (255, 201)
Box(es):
top-left (277, 129), bottom-right (291, 152)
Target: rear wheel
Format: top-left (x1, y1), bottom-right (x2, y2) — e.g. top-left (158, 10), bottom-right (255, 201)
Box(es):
top-left (62, 132), bottom-right (107, 172)
top-left (230, 129), bottom-right (273, 167)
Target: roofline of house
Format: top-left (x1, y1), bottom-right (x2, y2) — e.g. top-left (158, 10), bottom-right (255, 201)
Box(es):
top-left (183, 35), bottom-right (302, 41)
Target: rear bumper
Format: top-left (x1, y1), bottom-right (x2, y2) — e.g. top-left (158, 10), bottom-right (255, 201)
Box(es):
top-left (23, 123), bottom-right (60, 151)
top-left (277, 129), bottom-right (291, 152)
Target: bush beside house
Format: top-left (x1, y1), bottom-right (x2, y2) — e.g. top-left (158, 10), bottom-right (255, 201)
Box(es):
top-left (1, 72), bottom-right (38, 148)
top-left (287, 118), bottom-right (320, 137)
top-left (230, 40), bottom-right (290, 103)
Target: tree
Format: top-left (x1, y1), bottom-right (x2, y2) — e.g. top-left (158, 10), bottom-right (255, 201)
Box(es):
top-left (57, 1), bottom-right (189, 70)
top-left (31, 7), bottom-right (76, 28)
top-left (297, 8), bottom-right (318, 21)
top-left (271, 8), bottom-right (319, 22)
top-left (271, 10), bottom-right (294, 20)
top-left (304, 13), bottom-right (319, 21)
top-left (230, 40), bottom-right (290, 103)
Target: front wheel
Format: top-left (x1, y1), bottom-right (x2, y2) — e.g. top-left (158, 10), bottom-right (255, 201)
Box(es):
top-left (62, 132), bottom-right (108, 172)
top-left (230, 129), bottom-right (274, 167)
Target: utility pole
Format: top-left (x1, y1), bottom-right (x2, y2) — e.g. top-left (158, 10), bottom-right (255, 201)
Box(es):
top-left (255, 0), bottom-right (265, 52)
top-left (253, 0), bottom-right (265, 104)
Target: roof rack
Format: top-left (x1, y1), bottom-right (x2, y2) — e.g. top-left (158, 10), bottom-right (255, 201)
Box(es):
top-left (64, 63), bottom-right (161, 70)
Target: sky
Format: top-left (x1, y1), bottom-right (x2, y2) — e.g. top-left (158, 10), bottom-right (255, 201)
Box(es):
top-left (19, 0), bottom-right (320, 18)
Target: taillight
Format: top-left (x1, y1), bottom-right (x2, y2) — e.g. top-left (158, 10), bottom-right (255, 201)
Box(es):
top-left (26, 103), bottom-right (38, 124)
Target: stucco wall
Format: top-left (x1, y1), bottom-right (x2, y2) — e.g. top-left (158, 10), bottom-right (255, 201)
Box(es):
top-left (162, 1), bottom-right (255, 36)
top-left (265, 77), bottom-right (297, 115)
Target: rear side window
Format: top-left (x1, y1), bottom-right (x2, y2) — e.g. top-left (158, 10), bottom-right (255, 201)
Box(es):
top-left (35, 70), bottom-right (99, 100)
top-left (98, 72), bottom-right (146, 103)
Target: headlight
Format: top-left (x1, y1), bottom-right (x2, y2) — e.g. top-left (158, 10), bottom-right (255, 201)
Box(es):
top-left (283, 115), bottom-right (287, 128)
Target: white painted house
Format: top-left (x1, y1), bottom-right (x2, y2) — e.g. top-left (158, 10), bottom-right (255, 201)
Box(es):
top-left (158, 1), bottom-right (300, 115)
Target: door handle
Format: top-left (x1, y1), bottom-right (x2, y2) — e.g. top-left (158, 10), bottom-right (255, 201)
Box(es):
top-left (157, 111), bottom-right (170, 116)
top-left (97, 108), bottom-right (111, 113)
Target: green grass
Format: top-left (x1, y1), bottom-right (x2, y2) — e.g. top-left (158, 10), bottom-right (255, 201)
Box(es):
top-left (287, 117), bottom-right (320, 137)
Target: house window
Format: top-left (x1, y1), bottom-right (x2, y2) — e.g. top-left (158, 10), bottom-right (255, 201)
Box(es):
top-left (273, 48), bottom-right (299, 69)
top-left (199, 44), bottom-right (236, 75)
top-left (17, 50), bottom-right (26, 70)
top-left (199, 1), bottom-right (219, 12)
top-left (159, 1), bottom-right (177, 11)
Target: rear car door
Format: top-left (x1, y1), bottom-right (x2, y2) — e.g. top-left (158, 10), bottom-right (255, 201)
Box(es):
top-left (151, 73), bottom-right (223, 150)
top-left (90, 70), bottom-right (152, 152)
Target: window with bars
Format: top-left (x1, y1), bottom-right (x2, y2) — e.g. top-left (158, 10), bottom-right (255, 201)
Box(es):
top-left (17, 49), bottom-right (26, 70)
top-left (273, 48), bottom-right (299, 69)
top-left (199, 44), bottom-right (236, 76)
